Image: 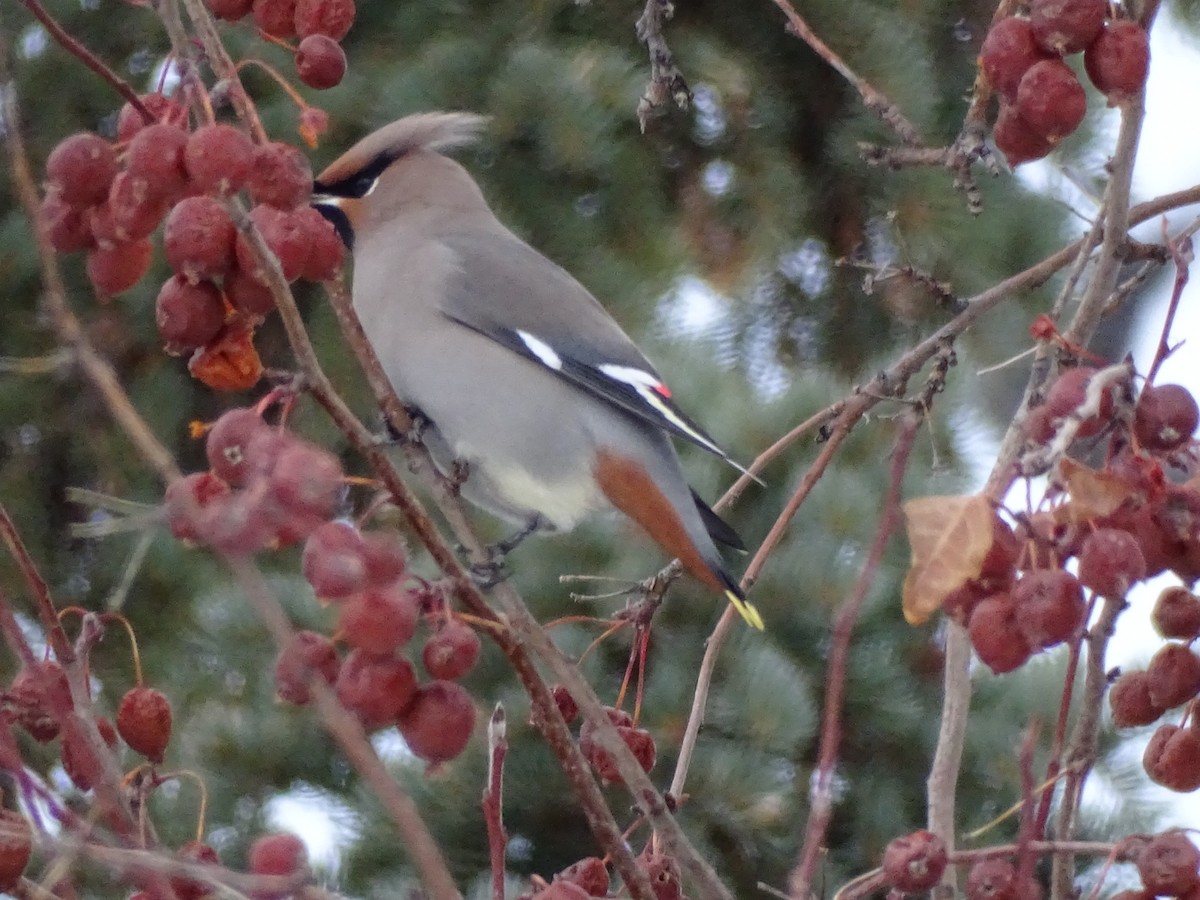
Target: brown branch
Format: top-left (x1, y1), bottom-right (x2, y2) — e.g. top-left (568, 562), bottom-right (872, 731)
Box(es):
top-left (482, 705), bottom-right (508, 900)
top-left (1146, 228), bottom-right (1193, 384)
top-left (787, 412), bottom-right (920, 899)
top-left (15, 0), bottom-right (151, 121)
top-left (177, 0), bottom-right (268, 143)
top-left (768, 0), bottom-right (920, 145)
top-left (0, 502), bottom-right (73, 664)
top-left (635, 0), bottom-right (691, 131)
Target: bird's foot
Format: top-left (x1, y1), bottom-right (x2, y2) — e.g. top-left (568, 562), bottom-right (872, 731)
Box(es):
top-left (469, 557), bottom-right (510, 589)
top-left (465, 516), bottom-right (544, 589)
top-left (377, 405), bottom-right (430, 446)
top-left (490, 514), bottom-right (546, 556)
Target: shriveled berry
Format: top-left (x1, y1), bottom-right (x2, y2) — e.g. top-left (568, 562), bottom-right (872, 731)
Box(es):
top-left (247, 141), bottom-right (312, 209)
top-left (580, 719), bottom-right (655, 783)
top-left (40, 190), bottom-right (94, 253)
top-left (302, 520), bottom-right (367, 599)
top-left (117, 93), bottom-right (186, 142)
top-left (981, 18), bottom-right (1052, 99)
top-left (642, 851), bottom-right (683, 900)
top-left (993, 101), bottom-right (1053, 167)
top-left (1146, 644), bottom-right (1200, 710)
top-left (207, 0), bottom-right (253, 20)
top-left (171, 840), bottom-right (219, 900)
top-left (295, 35), bottom-right (347, 90)
top-left (338, 585), bottom-right (418, 654)
top-left (236, 205), bottom-right (312, 283)
top-left (359, 530), bottom-right (407, 587)
top-left (46, 132), bottom-right (116, 207)
top-left (551, 685), bottom-right (579, 725)
top-left (1016, 59), bottom-right (1086, 143)
top-left (156, 276), bottom-right (226, 355)
top-left (1085, 21), bottom-right (1150, 104)
top-left (1109, 671), bottom-right (1164, 728)
top-left (1144, 724), bottom-right (1200, 792)
top-left (969, 594), bottom-right (1033, 673)
top-left (164, 471), bottom-right (231, 542)
top-left (397, 680), bottom-right (476, 765)
top-left (555, 858), bottom-right (609, 897)
top-left (86, 238), bottom-right (153, 296)
top-left (883, 830), bottom-right (949, 893)
top-left (294, 0), bottom-right (355, 40)
top-left (1137, 832), bottom-right (1200, 896)
top-left (1153, 587), bottom-right (1200, 641)
top-left (0, 809), bottom-right (32, 891)
top-left (1136, 384), bottom-right (1199, 452)
top-left (189, 320), bottom-right (262, 393)
top-left (126, 123), bottom-right (191, 202)
top-left (164, 196), bottom-right (237, 282)
top-left (422, 619), bottom-right (481, 680)
top-left (248, 832), bottom-right (309, 877)
top-left (101, 171), bottom-right (169, 242)
top-left (116, 686), bottom-right (172, 763)
top-left (334, 649), bottom-right (418, 730)
top-left (295, 205), bottom-right (345, 280)
top-left (252, 0), bottom-right (298, 37)
top-left (966, 858), bottom-right (1019, 900)
top-left (274, 630), bottom-right (340, 705)
top-left (9, 660), bottom-right (72, 742)
top-left (1013, 568), bottom-right (1086, 648)
top-left (185, 124), bottom-right (255, 197)
top-left (224, 265), bottom-right (277, 319)
top-left (205, 407), bottom-right (270, 487)
top-left (1078, 528), bottom-right (1146, 599)
top-left (1029, 0), bottom-right (1105, 55)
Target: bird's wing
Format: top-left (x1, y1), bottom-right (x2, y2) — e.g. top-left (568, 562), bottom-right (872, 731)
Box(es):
top-left (438, 229), bottom-right (756, 480)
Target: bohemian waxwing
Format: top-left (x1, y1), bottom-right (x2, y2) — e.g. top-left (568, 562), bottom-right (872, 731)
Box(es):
top-left (311, 112), bottom-right (763, 629)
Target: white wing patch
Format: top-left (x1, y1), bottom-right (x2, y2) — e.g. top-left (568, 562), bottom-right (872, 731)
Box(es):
top-left (598, 365), bottom-right (728, 457)
top-left (517, 330), bottom-right (563, 370)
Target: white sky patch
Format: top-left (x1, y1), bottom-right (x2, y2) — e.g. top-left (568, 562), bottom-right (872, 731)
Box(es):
top-left (656, 275), bottom-right (732, 338)
top-left (265, 787), bottom-right (359, 876)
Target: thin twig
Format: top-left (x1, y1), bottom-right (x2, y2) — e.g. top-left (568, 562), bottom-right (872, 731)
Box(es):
top-left (482, 705), bottom-right (508, 900)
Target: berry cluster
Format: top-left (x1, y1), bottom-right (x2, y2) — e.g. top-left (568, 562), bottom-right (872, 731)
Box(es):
top-left (124, 830), bottom-right (309, 900)
top-left (522, 844), bottom-right (685, 900)
top-left (40, 97), bottom-right (343, 392)
top-left (550, 689), bottom-right (657, 786)
top-left (980, 0), bottom-right (1150, 165)
top-left (207, 0), bottom-right (354, 90)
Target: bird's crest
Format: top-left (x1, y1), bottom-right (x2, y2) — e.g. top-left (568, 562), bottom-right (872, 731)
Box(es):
top-left (315, 112), bottom-right (487, 190)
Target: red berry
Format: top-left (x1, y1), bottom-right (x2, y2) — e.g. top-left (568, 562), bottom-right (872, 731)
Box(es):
top-left (236, 204), bottom-right (313, 283)
top-left (397, 680), bottom-right (476, 765)
top-left (248, 832), bottom-right (309, 876)
top-left (46, 132), bottom-right (116, 207)
top-left (9, 660), bottom-right (72, 742)
top-left (295, 35), bottom-right (347, 90)
top-left (294, 205), bottom-right (345, 280)
top-left (580, 720), bottom-right (656, 783)
top-left (205, 407), bottom-right (271, 487)
top-left (294, 0), bottom-right (355, 40)
top-left (185, 124), bottom-right (256, 197)
top-left (172, 840), bottom-right (219, 900)
top-left (61, 715), bottom-right (117, 791)
top-left (1045, 366), bottom-right (1114, 437)
top-left (86, 238), bottom-right (153, 296)
top-left (39, 190), bottom-right (94, 253)
top-left (224, 264), bottom-right (277, 319)
top-left (338, 585), bottom-right (418, 654)
top-left (534, 883), bottom-right (589, 900)
top-left (1152, 587), bottom-right (1200, 641)
top-left (0, 810), bottom-right (32, 891)
top-left (1136, 384), bottom-right (1199, 452)
top-left (116, 686), bottom-right (172, 763)
top-left (1016, 59), bottom-right (1087, 143)
top-left (1085, 21), bottom-right (1150, 104)
top-left (164, 196), bottom-right (237, 282)
top-left (100, 171), bottom-right (170, 243)
top-left (1146, 644), bottom-right (1200, 710)
top-left (1077, 528), bottom-right (1146, 599)
top-left (1109, 671), bottom-right (1164, 728)
top-left (1144, 724), bottom-right (1200, 792)
top-left (191, 486), bottom-right (277, 554)
top-left (252, 0), bottom-right (298, 37)
top-left (968, 594), bottom-right (1033, 673)
top-left (264, 436), bottom-right (343, 519)
top-left (206, 0), bottom-right (253, 20)
top-left (555, 858), bottom-right (610, 897)
top-left (302, 520), bottom-right (367, 599)
top-left (981, 18), bottom-right (1052, 99)
top-left (274, 630), bottom-right (340, 705)
top-left (247, 141), bottom-right (312, 209)
top-left (359, 530), bottom-right (407, 587)
top-left (1137, 832), bottom-right (1200, 896)
top-left (551, 685), bottom-right (579, 725)
top-left (422, 619), bottom-right (482, 680)
top-left (117, 93), bottom-right (187, 142)
top-left (156, 276), bottom-right (227, 356)
top-left (334, 648), bottom-right (418, 730)
top-left (883, 830), bottom-right (949, 893)
top-left (126, 123), bottom-right (191, 202)
top-left (993, 101), bottom-right (1053, 167)
top-left (164, 471), bottom-right (232, 542)
top-left (966, 858), bottom-right (1019, 900)
top-left (1013, 568), bottom-right (1086, 648)
top-left (1029, 0), bottom-right (1105, 55)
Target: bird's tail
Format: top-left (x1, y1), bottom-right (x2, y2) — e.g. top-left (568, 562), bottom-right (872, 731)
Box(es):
top-left (720, 573), bottom-right (764, 630)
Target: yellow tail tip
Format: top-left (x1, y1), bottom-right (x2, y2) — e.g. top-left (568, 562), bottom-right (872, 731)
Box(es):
top-left (726, 590), bottom-right (764, 630)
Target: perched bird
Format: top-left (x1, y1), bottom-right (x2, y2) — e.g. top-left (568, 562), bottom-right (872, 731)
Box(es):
top-left (312, 112), bottom-right (763, 629)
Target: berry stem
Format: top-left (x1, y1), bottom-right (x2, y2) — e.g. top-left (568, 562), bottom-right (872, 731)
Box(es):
top-left (156, 769), bottom-right (210, 842)
top-left (102, 611), bottom-right (145, 687)
top-left (234, 58), bottom-right (311, 119)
